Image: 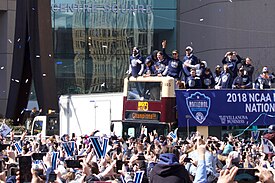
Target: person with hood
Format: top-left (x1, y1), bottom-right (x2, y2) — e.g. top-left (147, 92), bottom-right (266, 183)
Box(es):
top-left (150, 149), bottom-right (192, 183)
top-left (183, 46), bottom-right (199, 77)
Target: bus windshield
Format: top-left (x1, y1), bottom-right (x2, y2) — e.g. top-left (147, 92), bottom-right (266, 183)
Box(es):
top-left (127, 81), bottom-right (161, 101)
top-left (33, 120), bottom-right (43, 135)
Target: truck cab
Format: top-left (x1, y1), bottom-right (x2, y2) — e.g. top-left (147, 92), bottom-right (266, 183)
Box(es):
top-left (31, 113), bottom-right (59, 137)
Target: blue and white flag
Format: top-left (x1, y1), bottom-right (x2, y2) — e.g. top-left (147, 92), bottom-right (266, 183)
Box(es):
top-left (251, 131), bottom-right (260, 141)
top-left (62, 141), bottom-right (75, 157)
top-left (168, 128), bottom-right (178, 142)
top-left (14, 142), bottom-right (22, 154)
top-left (89, 137), bottom-right (109, 159)
top-left (262, 138), bottom-right (275, 154)
top-left (133, 171), bottom-right (145, 183)
top-left (0, 123), bottom-right (12, 137)
top-left (120, 171), bottom-right (145, 183)
top-left (51, 152), bottom-right (59, 170)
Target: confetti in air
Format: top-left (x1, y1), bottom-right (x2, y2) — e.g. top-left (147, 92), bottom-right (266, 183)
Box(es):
top-left (17, 38), bottom-right (21, 42)
top-left (43, 73), bottom-right (46, 77)
top-left (200, 18), bottom-right (204, 22)
top-left (0, 66), bottom-right (4, 70)
top-left (36, 55), bottom-right (40, 58)
top-left (8, 39), bottom-right (12, 43)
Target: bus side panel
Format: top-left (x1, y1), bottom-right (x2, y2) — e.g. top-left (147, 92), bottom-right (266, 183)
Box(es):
top-left (160, 97), bottom-right (176, 122)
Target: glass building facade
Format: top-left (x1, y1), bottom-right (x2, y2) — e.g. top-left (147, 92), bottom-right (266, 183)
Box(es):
top-left (50, 0), bottom-right (178, 95)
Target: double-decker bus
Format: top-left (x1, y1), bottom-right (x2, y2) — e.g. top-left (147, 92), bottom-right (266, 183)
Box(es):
top-left (111, 76), bottom-right (177, 139)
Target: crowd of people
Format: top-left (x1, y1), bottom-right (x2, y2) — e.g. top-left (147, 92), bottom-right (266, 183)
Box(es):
top-left (1, 126), bottom-right (275, 182)
top-left (128, 40), bottom-right (275, 90)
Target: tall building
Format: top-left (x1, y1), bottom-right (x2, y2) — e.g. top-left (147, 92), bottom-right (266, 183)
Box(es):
top-left (0, 0), bottom-right (16, 117)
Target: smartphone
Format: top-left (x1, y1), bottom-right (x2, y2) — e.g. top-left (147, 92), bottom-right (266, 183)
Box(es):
top-left (18, 156), bottom-right (32, 183)
top-left (32, 152), bottom-right (47, 160)
top-left (234, 168), bottom-right (259, 182)
top-left (116, 160), bottom-right (123, 173)
top-left (183, 157), bottom-right (192, 163)
top-left (48, 172), bottom-right (57, 182)
top-left (65, 160), bottom-right (83, 169)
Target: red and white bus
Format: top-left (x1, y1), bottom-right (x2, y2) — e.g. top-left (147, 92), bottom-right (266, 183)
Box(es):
top-left (112, 76), bottom-right (177, 138)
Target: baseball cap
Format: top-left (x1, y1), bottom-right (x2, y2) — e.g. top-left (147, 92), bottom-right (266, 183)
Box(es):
top-left (262, 66), bottom-right (268, 73)
top-left (268, 125), bottom-right (275, 133)
top-left (185, 46), bottom-right (193, 52)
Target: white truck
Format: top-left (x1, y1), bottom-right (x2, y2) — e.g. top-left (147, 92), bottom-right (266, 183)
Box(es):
top-left (31, 93), bottom-right (123, 137)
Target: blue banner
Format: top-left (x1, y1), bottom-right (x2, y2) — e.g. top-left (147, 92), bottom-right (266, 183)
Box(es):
top-left (176, 89), bottom-right (275, 127)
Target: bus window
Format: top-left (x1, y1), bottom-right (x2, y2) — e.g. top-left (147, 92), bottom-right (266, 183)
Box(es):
top-left (46, 116), bottom-right (59, 136)
top-left (128, 128), bottom-right (135, 137)
top-left (33, 120), bottom-right (43, 135)
top-left (127, 81), bottom-right (161, 101)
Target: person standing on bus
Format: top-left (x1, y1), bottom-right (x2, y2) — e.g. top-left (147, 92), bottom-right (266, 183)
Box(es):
top-left (162, 40), bottom-right (183, 89)
top-left (143, 59), bottom-right (156, 77)
top-left (155, 51), bottom-right (169, 76)
top-left (128, 47), bottom-right (145, 100)
top-left (200, 68), bottom-right (215, 89)
top-left (128, 47), bottom-right (144, 78)
top-left (185, 68), bottom-right (202, 89)
top-left (254, 66), bottom-right (275, 89)
top-left (232, 67), bottom-right (252, 89)
top-left (214, 65), bottom-right (222, 89)
top-left (222, 51), bottom-right (242, 79)
top-left (182, 46), bottom-right (200, 77)
top-left (241, 57), bottom-right (254, 81)
top-left (220, 64), bottom-right (233, 89)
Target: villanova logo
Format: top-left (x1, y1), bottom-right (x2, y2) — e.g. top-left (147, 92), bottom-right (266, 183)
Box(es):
top-left (186, 92), bottom-right (211, 124)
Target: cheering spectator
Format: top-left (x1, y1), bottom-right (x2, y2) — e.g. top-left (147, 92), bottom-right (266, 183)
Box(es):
top-left (183, 46), bottom-right (200, 77)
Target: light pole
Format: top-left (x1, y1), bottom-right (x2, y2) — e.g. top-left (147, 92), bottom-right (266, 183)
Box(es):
top-left (186, 115), bottom-right (192, 138)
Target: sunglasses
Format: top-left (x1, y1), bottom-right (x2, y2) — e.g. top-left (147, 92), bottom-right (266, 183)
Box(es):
top-left (172, 53), bottom-right (178, 55)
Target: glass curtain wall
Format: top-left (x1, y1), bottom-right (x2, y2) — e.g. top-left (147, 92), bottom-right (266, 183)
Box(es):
top-left (51, 0), bottom-right (177, 95)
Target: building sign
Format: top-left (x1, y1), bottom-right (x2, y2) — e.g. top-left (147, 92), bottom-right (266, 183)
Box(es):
top-left (51, 3), bottom-right (152, 14)
top-left (125, 111), bottom-right (160, 120)
top-left (176, 90), bottom-right (275, 127)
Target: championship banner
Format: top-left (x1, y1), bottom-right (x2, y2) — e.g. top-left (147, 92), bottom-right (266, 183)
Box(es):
top-left (176, 90), bottom-right (275, 127)
top-left (89, 137), bottom-right (109, 159)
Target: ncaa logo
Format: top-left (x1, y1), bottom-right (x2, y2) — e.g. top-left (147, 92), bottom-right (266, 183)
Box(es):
top-left (186, 92), bottom-right (211, 124)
